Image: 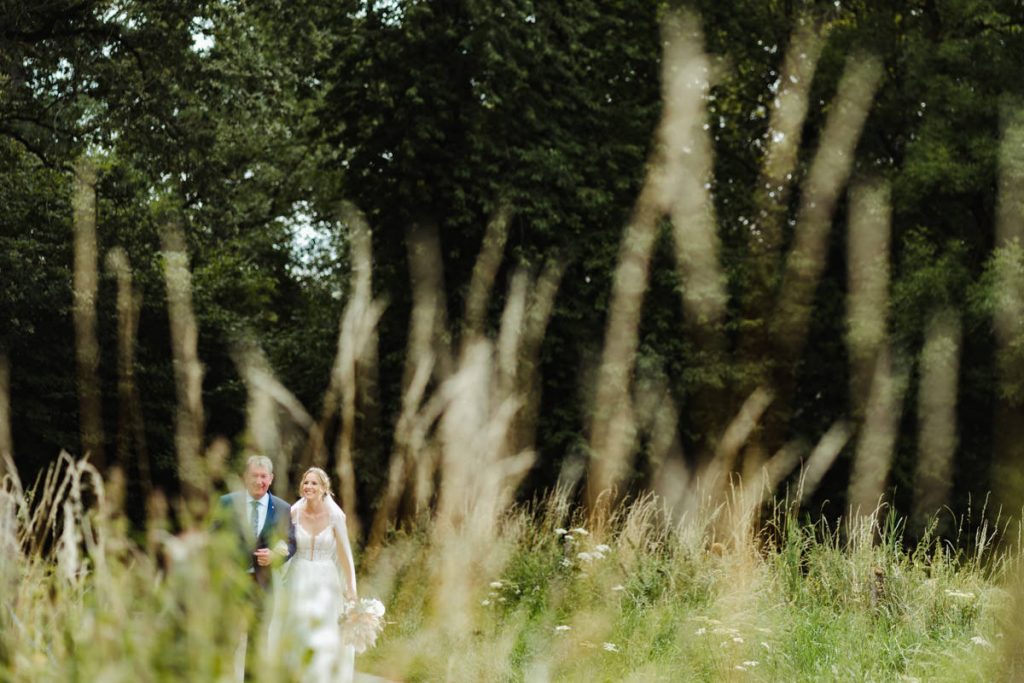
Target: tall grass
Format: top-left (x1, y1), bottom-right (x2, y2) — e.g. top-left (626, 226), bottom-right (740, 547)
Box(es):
top-left (0, 459), bottom-right (1014, 681)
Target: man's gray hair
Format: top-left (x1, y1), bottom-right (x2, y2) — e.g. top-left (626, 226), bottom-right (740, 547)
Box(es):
top-left (245, 454), bottom-right (274, 475)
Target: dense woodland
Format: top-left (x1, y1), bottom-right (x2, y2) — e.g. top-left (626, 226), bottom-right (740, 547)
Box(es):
top-left (3, 0), bottom-right (1024, 534)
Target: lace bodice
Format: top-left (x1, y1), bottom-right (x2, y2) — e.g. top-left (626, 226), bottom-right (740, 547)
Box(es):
top-left (296, 524), bottom-right (338, 563)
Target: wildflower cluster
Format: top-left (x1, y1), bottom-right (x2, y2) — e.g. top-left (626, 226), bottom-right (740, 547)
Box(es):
top-left (555, 526), bottom-right (613, 567)
top-left (691, 616), bottom-right (773, 671)
top-left (480, 579), bottom-right (524, 607)
top-left (550, 624), bottom-right (622, 656)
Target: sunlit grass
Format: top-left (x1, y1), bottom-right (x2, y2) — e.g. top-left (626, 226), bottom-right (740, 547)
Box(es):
top-left (0, 455), bottom-right (1014, 682)
top-left (351, 497), bottom-right (1007, 682)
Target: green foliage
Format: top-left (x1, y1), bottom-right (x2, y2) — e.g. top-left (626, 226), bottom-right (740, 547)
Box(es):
top-left (0, 141), bottom-right (78, 461)
top-left (891, 228), bottom-right (973, 347)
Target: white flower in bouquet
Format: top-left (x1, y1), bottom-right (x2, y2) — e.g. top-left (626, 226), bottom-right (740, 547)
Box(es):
top-left (340, 597), bottom-right (387, 653)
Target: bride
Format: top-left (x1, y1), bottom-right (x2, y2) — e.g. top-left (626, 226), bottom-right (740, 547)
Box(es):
top-left (269, 467), bottom-right (357, 682)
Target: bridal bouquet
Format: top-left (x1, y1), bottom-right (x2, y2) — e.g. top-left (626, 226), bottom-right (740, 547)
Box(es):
top-left (340, 597), bottom-right (386, 653)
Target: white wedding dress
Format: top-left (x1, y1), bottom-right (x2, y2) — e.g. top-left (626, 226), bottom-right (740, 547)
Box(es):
top-left (269, 502), bottom-right (356, 683)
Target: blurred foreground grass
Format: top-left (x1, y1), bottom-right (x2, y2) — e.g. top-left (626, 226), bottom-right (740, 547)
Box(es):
top-left (0, 457), bottom-right (1013, 682)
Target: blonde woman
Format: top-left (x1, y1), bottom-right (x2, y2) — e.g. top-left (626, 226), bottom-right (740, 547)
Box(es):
top-left (270, 467), bottom-right (357, 682)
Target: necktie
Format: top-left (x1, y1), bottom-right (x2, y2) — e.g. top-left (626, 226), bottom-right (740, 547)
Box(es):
top-left (250, 500), bottom-right (260, 537)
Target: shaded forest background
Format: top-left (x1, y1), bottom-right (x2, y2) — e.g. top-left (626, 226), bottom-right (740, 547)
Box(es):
top-left (3, 0), bottom-right (1024, 535)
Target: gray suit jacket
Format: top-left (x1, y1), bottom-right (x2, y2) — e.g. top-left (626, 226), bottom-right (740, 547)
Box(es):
top-left (215, 491), bottom-right (296, 590)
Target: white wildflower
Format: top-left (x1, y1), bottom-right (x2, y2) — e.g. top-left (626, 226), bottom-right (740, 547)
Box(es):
top-left (760, 641), bottom-right (771, 650)
top-left (742, 660), bottom-right (759, 667)
top-left (732, 636), bottom-right (744, 644)
top-left (560, 558), bottom-right (571, 567)
top-left (595, 544), bottom-right (611, 554)
top-left (694, 628), bottom-right (707, 636)
top-left (971, 635), bottom-right (992, 648)
top-left (571, 527), bottom-right (589, 536)
top-left (611, 584), bottom-right (625, 592)
top-left (489, 581), bottom-right (503, 589)
top-left (945, 590), bottom-right (975, 599)
top-left (602, 642), bottom-right (619, 652)
top-left (554, 625), bottom-right (571, 632)
top-left (734, 665), bottom-right (747, 671)
top-left (555, 528), bottom-right (568, 536)
top-left (481, 599), bottom-right (491, 606)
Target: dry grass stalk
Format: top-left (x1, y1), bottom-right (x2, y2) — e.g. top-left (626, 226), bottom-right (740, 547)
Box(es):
top-left (331, 205), bottom-right (385, 536)
top-left (427, 337), bottom-right (534, 636)
top-left (235, 344), bottom-right (318, 494)
top-left (371, 220), bottom-right (457, 528)
top-left (637, 369), bottom-right (685, 503)
top-left (847, 345), bottom-right (908, 515)
top-left (662, 13), bottom-right (726, 332)
top-left (463, 202), bottom-right (512, 343)
top-left (912, 308), bottom-right (961, 525)
top-left (0, 355), bottom-right (10, 471)
top-left (72, 155), bottom-right (104, 468)
top-left (367, 349), bottom-right (434, 555)
top-left (8, 451), bottom-right (104, 582)
top-left (159, 219), bottom-right (206, 507)
top-left (435, 345), bottom-right (534, 532)
top-left (367, 262), bottom-right (543, 625)
top-left (509, 258), bottom-right (564, 454)
top-left (406, 221), bottom-right (454, 386)
top-left (845, 177), bottom-right (892, 415)
top-left (495, 269), bottom-right (530, 400)
top-left (737, 16), bottom-right (826, 373)
top-left (797, 420), bottom-right (854, 506)
top-left (732, 440), bottom-right (805, 542)
top-left (992, 106), bottom-right (1024, 510)
top-left (369, 206), bottom-right (558, 553)
top-left (0, 453), bottom-right (22, 539)
top-left (588, 11), bottom-right (705, 512)
top-left (772, 55), bottom-right (883, 357)
top-left (296, 204), bottom-right (382, 475)
top-left (754, 16), bottom-right (826, 254)
top-left (703, 387), bottom-right (775, 502)
top-left (105, 247), bottom-right (152, 496)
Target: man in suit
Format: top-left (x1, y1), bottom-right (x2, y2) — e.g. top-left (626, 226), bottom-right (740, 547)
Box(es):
top-left (215, 454), bottom-right (295, 679)
top-left (216, 454), bottom-right (296, 589)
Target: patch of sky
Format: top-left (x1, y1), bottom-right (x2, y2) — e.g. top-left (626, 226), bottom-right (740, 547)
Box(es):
top-left (286, 201), bottom-right (341, 284)
top-left (191, 16), bottom-right (215, 54)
